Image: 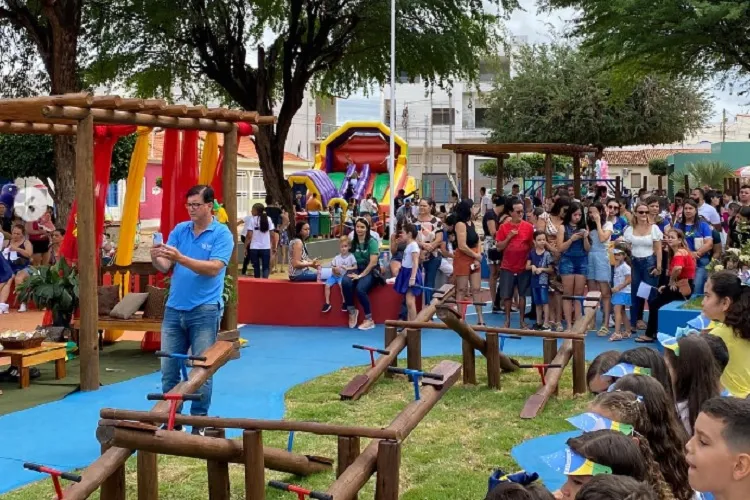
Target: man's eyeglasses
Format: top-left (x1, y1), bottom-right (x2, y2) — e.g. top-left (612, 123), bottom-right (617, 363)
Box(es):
top-left (186, 202), bottom-right (208, 210)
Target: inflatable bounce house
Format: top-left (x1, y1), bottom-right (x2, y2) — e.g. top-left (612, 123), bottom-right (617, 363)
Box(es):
top-left (288, 121), bottom-right (416, 216)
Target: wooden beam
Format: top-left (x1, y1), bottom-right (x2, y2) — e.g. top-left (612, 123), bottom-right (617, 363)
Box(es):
top-left (458, 153), bottom-right (470, 200)
top-left (375, 440), bottom-right (401, 500)
top-left (496, 157), bottom-right (504, 193)
top-left (573, 155), bottom-right (581, 199)
top-left (144, 104), bottom-right (189, 117)
top-left (91, 96), bottom-right (124, 109)
top-left (185, 106), bottom-right (209, 118)
top-left (486, 333), bottom-right (501, 390)
top-left (137, 451), bottom-right (159, 500)
top-left (76, 113), bottom-right (99, 392)
top-left (99, 410), bottom-right (401, 440)
top-left (544, 153), bottom-right (553, 198)
top-left (63, 341), bottom-right (236, 500)
top-left (43, 106), bottom-right (236, 133)
top-left (222, 124), bottom-right (239, 331)
top-left (327, 361), bottom-right (462, 499)
top-left (244, 431), bottom-right (265, 500)
top-left (205, 428), bottom-right (231, 500)
top-left (0, 121), bottom-right (76, 135)
top-left (95, 424), bottom-right (333, 476)
top-left (255, 115), bottom-right (277, 125)
top-left (384, 326), bottom-right (398, 378)
top-left (385, 319), bottom-right (587, 341)
top-left (406, 328), bottom-right (421, 371)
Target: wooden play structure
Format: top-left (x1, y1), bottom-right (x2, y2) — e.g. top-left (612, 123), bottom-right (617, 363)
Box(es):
top-left (343, 288), bottom-right (600, 418)
top-left (58, 356), bottom-right (461, 499)
top-left (442, 143), bottom-right (599, 199)
top-left (0, 92), bottom-right (275, 391)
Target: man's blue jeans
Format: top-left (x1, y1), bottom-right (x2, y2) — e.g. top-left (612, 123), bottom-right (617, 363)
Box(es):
top-left (161, 303), bottom-right (222, 416)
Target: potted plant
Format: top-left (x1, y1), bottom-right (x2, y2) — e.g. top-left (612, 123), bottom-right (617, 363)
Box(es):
top-left (15, 256), bottom-right (79, 327)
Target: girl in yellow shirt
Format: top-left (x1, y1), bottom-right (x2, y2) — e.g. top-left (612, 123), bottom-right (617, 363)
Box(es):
top-left (702, 271), bottom-right (750, 397)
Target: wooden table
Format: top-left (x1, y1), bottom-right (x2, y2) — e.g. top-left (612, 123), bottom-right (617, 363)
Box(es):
top-left (0, 342), bottom-right (67, 388)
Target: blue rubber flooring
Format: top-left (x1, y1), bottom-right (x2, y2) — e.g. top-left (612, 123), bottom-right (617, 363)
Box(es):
top-left (0, 308), bottom-right (641, 494)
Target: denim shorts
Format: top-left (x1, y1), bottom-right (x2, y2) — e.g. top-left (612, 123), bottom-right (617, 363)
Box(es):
top-left (531, 286), bottom-right (549, 305)
top-left (559, 254), bottom-right (588, 276)
top-left (326, 274), bottom-right (344, 287)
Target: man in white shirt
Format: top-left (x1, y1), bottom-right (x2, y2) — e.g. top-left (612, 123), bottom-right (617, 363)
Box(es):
top-left (479, 186), bottom-right (492, 216)
top-left (693, 188), bottom-right (721, 231)
top-left (359, 195), bottom-right (374, 216)
top-left (396, 198), bottom-right (418, 223)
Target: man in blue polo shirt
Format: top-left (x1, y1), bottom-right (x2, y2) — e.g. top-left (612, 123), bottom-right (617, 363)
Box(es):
top-left (151, 185), bottom-right (234, 433)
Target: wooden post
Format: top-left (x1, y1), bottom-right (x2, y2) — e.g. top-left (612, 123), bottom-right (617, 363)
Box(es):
top-left (543, 338), bottom-right (559, 396)
top-left (684, 175), bottom-right (690, 194)
top-left (100, 444), bottom-right (126, 500)
top-left (496, 156), bottom-right (505, 193)
top-left (384, 326), bottom-right (397, 378)
top-left (615, 176), bottom-right (621, 200)
top-left (137, 451), bottom-right (158, 500)
top-left (572, 339), bottom-right (586, 395)
top-left (221, 124), bottom-right (239, 332)
top-left (406, 328), bottom-right (422, 371)
top-left (76, 113), bottom-right (100, 392)
top-left (243, 430), bottom-right (265, 500)
top-left (337, 436), bottom-right (361, 500)
top-left (375, 440), bottom-right (401, 500)
top-left (658, 176), bottom-right (663, 193)
top-left (643, 175), bottom-right (648, 192)
top-left (206, 428), bottom-right (230, 500)
top-left (573, 155), bottom-right (581, 199)
top-left (544, 153), bottom-right (553, 199)
top-left (486, 332), bottom-right (501, 390)
top-left (458, 153), bottom-right (470, 200)
top-left (462, 339), bottom-right (476, 385)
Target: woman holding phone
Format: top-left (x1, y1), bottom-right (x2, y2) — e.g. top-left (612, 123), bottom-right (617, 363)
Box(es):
top-left (623, 200), bottom-right (663, 338)
top-left (556, 201), bottom-right (590, 330)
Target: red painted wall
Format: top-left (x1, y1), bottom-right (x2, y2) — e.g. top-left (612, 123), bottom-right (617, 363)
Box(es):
top-left (139, 163), bottom-right (163, 220)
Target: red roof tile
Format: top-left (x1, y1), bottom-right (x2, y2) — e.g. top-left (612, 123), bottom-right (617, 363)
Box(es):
top-left (602, 148), bottom-right (710, 166)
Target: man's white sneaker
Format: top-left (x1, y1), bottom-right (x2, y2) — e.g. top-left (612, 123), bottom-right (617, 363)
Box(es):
top-left (0, 303), bottom-right (8, 314)
top-left (18, 303), bottom-right (27, 313)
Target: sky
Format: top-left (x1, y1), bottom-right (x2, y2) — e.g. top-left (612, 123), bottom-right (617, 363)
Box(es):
top-left (337, 0), bottom-right (748, 124)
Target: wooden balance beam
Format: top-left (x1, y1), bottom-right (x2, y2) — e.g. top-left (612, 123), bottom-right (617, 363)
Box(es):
top-left (339, 285), bottom-right (456, 401)
top-left (327, 360), bottom-right (462, 500)
top-left (435, 305), bottom-right (520, 388)
top-left (62, 340), bottom-right (237, 500)
top-left (519, 292), bottom-right (600, 419)
top-left (95, 421), bottom-right (333, 477)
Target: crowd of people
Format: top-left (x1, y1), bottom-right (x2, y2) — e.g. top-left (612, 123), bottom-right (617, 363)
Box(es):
top-left (484, 271), bottom-right (750, 499)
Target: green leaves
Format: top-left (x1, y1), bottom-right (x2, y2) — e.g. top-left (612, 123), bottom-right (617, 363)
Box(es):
top-left (14, 256), bottom-right (79, 317)
top-left (648, 158), bottom-right (668, 176)
top-left (485, 42), bottom-right (710, 149)
top-left (669, 160), bottom-right (736, 193)
top-left (544, 0), bottom-right (750, 88)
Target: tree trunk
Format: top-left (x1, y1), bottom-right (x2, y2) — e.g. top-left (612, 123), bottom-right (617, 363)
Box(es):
top-left (45, 4), bottom-right (83, 228)
top-left (254, 126), bottom-right (294, 222)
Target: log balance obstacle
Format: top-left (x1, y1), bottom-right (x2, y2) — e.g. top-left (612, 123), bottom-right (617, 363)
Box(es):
top-left (90, 360), bottom-right (462, 500)
top-left (61, 338), bottom-right (241, 500)
top-left (378, 292), bottom-right (601, 417)
top-left (340, 284), bottom-right (457, 401)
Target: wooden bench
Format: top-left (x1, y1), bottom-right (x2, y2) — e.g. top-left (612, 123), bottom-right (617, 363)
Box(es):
top-left (0, 342), bottom-right (67, 388)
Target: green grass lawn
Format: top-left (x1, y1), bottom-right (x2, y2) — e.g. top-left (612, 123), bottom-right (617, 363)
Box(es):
top-left (2, 355), bottom-right (592, 500)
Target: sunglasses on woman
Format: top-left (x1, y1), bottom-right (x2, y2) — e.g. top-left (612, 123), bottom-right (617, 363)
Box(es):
top-left (608, 205), bottom-right (619, 210)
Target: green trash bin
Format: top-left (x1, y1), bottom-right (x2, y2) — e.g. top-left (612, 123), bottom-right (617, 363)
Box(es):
top-left (319, 211), bottom-right (331, 237)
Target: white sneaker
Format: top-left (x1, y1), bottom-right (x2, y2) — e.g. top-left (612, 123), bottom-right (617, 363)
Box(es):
top-left (18, 303), bottom-right (27, 313)
top-left (0, 303), bottom-right (8, 314)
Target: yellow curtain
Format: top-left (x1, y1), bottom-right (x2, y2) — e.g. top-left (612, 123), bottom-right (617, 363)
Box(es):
top-left (199, 132), bottom-right (219, 184)
top-left (104, 127), bottom-right (152, 343)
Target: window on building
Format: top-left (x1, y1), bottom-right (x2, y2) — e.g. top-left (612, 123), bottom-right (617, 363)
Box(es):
top-left (432, 108), bottom-right (455, 126)
top-left (411, 154), bottom-right (422, 164)
top-left (140, 182), bottom-right (146, 203)
top-left (106, 183), bottom-right (118, 208)
top-left (397, 71), bottom-right (421, 84)
top-left (478, 61), bottom-right (496, 82)
top-left (630, 173), bottom-right (642, 189)
top-left (474, 108), bottom-right (490, 128)
top-left (251, 170), bottom-right (266, 199)
top-left (435, 154), bottom-right (450, 164)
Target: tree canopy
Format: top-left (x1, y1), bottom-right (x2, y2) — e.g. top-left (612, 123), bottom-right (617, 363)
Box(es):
top-left (542, 0), bottom-right (750, 91)
top-left (84, 0), bottom-right (511, 211)
top-left (486, 43), bottom-right (711, 150)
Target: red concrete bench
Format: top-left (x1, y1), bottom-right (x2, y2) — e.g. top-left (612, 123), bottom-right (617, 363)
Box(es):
top-left (237, 277), bottom-right (407, 326)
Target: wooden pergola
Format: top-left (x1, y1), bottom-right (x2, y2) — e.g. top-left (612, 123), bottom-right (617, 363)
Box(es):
top-left (0, 92), bottom-right (276, 391)
top-left (442, 143), bottom-right (599, 199)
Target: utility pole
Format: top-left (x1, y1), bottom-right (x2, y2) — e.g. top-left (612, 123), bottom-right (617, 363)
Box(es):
top-left (722, 108), bottom-right (727, 142)
top-left (448, 91), bottom-right (454, 176)
top-left (428, 91), bottom-right (434, 174)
